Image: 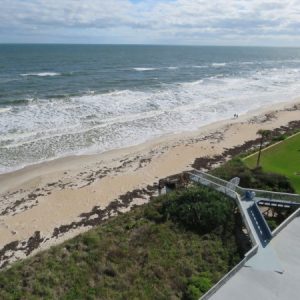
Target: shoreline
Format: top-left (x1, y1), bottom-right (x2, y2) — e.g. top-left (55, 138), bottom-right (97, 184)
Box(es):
top-left (1, 97), bottom-right (299, 187)
top-left (0, 98), bottom-right (300, 268)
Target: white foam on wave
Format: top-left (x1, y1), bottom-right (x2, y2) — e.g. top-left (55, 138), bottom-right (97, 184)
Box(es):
top-left (20, 72), bottom-right (61, 77)
top-left (240, 61), bottom-right (255, 65)
top-left (192, 65), bottom-right (208, 68)
top-left (212, 63), bottom-right (227, 67)
top-left (0, 107), bottom-right (11, 113)
top-left (134, 66), bottom-right (186, 71)
top-left (133, 68), bottom-right (157, 71)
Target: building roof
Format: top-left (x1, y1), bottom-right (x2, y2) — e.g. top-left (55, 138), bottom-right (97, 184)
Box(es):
top-left (209, 216), bottom-right (300, 300)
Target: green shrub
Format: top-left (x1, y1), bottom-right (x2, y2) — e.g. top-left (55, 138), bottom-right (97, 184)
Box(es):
top-left (82, 231), bottom-right (100, 248)
top-left (272, 134), bottom-right (287, 142)
top-left (185, 284), bottom-right (202, 300)
top-left (161, 186), bottom-right (234, 233)
top-left (144, 205), bottom-right (163, 223)
top-left (185, 274), bottom-right (212, 300)
top-left (267, 219), bottom-right (277, 231)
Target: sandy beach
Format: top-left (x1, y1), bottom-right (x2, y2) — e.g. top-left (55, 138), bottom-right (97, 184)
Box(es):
top-left (0, 99), bottom-right (299, 268)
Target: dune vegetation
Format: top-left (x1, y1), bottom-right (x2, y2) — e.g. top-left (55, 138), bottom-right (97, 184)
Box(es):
top-left (0, 185), bottom-right (244, 300)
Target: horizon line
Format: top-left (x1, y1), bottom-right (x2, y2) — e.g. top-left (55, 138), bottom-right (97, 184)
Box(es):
top-left (0, 43), bottom-right (300, 49)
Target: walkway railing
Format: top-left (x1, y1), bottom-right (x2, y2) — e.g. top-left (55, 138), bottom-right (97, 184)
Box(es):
top-left (189, 169), bottom-right (300, 203)
top-left (247, 188), bottom-right (300, 203)
top-left (189, 170), bottom-right (240, 198)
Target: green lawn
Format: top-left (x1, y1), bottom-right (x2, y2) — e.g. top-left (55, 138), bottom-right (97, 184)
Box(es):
top-left (244, 133), bottom-right (300, 193)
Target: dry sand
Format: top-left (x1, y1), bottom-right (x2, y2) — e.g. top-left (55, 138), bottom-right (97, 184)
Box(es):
top-left (0, 99), bottom-right (299, 268)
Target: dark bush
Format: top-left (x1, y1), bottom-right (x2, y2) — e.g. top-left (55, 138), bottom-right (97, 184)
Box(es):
top-left (161, 186), bottom-right (234, 233)
top-left (144, 205), bottom-right (163, 223)
top-left (272, 134), bottom-right (287, 142)
top-left (267, 219), bottom-right (277, 231)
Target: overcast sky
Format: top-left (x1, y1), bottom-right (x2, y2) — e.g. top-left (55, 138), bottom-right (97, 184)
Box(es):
top-left (1, 0), bottom-right (300, 46)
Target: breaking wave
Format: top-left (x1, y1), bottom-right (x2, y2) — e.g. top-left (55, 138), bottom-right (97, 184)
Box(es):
top-left (20, 72), bottom-right (61, 77)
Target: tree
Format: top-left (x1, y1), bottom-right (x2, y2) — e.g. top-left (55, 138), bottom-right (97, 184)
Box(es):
top-left (256, 129), bottom-right (271, 168)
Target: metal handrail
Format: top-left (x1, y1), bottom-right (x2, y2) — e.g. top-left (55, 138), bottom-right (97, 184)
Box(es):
top-left (189, 169), bottom-right (300, 203)
top-left (246, 189), bottom-right (300, 203)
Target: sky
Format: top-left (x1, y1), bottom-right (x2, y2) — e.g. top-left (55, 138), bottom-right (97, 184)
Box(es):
top-left (0, 0), bottom-right (300, 46)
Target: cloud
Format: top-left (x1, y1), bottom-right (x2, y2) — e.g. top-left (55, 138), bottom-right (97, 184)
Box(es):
top-left (1, 0), bottom-right (300, 45)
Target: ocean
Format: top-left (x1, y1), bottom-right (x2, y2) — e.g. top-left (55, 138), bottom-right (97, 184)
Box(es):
top-left (1, 44), bottom-right (300, 173)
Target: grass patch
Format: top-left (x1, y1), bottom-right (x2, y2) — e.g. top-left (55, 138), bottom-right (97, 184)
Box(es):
top-left (211, 157), bottom-right (295, 193)
top-left (0, 186), bottom-right (245, 300)
top-left (211, 157), bottom-right (297, 229)
top-left (244, 133), bottom-right (300, 193)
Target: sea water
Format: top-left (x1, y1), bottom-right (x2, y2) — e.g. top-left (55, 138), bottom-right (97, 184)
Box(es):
top-left (1, 44), bottom-right (300, 173)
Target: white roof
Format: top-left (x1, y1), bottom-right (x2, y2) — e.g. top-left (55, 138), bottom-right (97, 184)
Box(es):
top-left (210, 216), bottom-right (300, 300)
